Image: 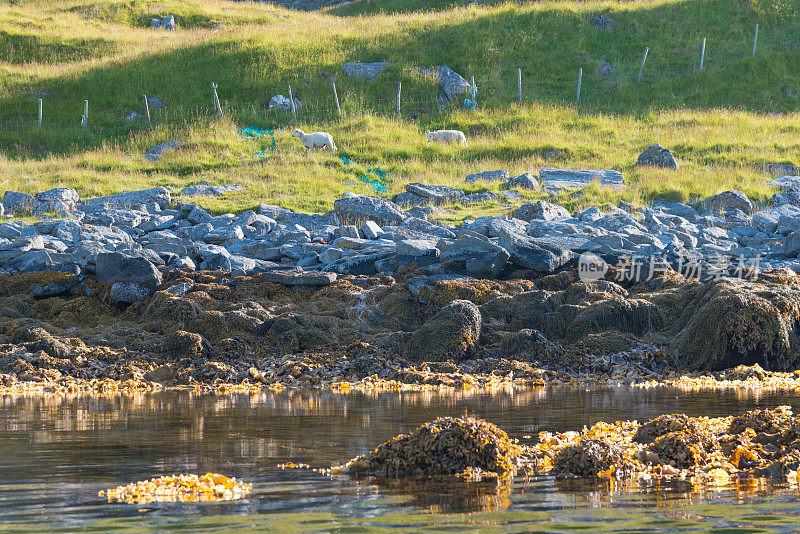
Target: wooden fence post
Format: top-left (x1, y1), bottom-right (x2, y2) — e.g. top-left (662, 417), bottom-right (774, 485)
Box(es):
top-left (700, 37), bottom-right (706, 70)
top-left (517, 68), bottom-right (522, 103)
top-left (212, 83), bottom-right (223, 117)
top-left (637, 47), bottom-right (649, 83)
top-left (143, 94), bottom-right (152, 127)
top-left (396, 82), bottom-right (401, 116)
top-left (332, 81), bottom-right (341, 115)
top-left (576, 68), bottom-right (582, 103)
top-left (470, 76), bottom-right (476, 109)
top-left (288, 85), bottom-right (296, 121)
top-left (753, 24), bottom-right (759, 57)
top-left (37, 99), bottom-right (42, 131)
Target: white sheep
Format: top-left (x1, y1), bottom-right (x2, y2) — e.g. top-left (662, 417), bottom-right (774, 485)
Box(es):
top-left (292, 129), bottom-right (337, 155)
top-left (426, 129), bottom-right (466, 145)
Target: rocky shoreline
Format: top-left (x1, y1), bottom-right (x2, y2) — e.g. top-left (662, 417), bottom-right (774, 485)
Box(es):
top-left (0, 180), bottom-right (800, 394)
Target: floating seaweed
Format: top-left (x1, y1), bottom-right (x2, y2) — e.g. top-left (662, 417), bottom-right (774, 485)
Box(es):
top-left (100, 473), bottom-right (251, 504)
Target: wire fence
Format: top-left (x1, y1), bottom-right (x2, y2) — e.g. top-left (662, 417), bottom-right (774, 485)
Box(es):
top-left (2, 20), bottom-right (799, 137)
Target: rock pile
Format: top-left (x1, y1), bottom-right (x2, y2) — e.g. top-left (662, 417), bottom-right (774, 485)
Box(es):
top-left (0, 180), bottom-right (799, 309)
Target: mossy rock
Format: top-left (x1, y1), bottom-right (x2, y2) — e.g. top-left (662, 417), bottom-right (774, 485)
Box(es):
top-left (553, 437), bottom-right (628, 478)
top-left (162, 330), bottom-right (211, 360)
top-left (141, 291), bottom-right (203, 332)
top-left (581, 331), bottom-right (637, 356)
top-left (402, 299), bottom-right (481, 362)
top-left (499, 328), bottom-right (563, 363)
top-left (346, 417), bottom-right (520, 479)
top-left (668, 280), bottom-right (800, 371)
top-left (188, 310), bottom-right (229, 341)
top-left (647, 431), bottom-right (701, 469)
top-left (415, 279), bottom-right (505, 318)
top-left (0, 271), bottom-right (80, 298)
top-left (377, 290), bottom-right (420, 330)
top-left (634, 414), bottom-right (698, 444)
top-left (566, 298), bottom-right (662, 343)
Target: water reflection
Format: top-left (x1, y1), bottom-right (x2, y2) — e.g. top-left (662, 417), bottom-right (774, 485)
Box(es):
top-left (1, 386), bottom-right (800, 530)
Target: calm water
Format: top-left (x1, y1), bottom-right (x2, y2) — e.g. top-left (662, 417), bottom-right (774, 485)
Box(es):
top-left (3, 386), bottom-right (800, 532)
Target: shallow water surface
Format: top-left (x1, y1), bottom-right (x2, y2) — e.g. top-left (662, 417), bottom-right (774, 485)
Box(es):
top-left (2, 386), bottom-right (800, 532)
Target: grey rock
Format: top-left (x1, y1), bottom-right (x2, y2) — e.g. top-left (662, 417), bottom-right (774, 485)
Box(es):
top-left (499, 229), bottom-right (573, 272)
top-left (334, 195), bottom-right (406, 226)
top-left (342, 62), bottom-right (392, 82)
top-left (402, 217), bottom-right (456, 239)
top-left (85, 187), bottom-right (171, 209)
top-left (753, 205), bottom-right (800, 234)
top-left (590, 14), bottom-right (616, 30)
top-left (764, 163), bottom-right (800, 176)
top-left (268, 95), bottom-right (301, 112)
top-left (405, 183), bottom-right (464, 204)
top-left (319, 247), bottom-right (343, 264)
top-left (515, 200), bottom-right (570, 221)
top-left (439, 231), bottom-right (510, 278)
top-left (323, 251), bottom-right (394, 275)
top-left (261, 269), bottom-right (337, 286)
top-left (333, 225), bottom-right (360, 239)
top-left (465, 170), bottom-right (509, 183)
top-left (180, 184), bottom-right (245, 197)
top-left (110, 282), bottom-right (153, 303)
top-left (144, 141), bottom-right (180, 161)
top-left (539, 168), bottom-right (625, 190)
top-left (150, 18), bottom-right (161, 29)
top-left (393, 191), bottom-right (433, 208)
top-left (162, 15), bottom-right (175, 31)
top-left (96, 252), bottom-right (162, 291)
top-left (653, 198), bottom-right (698, 219)
top-left (768, 176), bottom-right (800, 190)
top-left (461, 191), bottom-right (499, 205)
top-left (435, 65), bottom-right (471, 107)
top-left (188, 205), bottom-right (213, 224)
top-left (360, 220), bottom-right (384, 240)
top-left (146, 96), bottom-right (166, 109)
top-left (397, 239), bottom-right (439, 257)
top-left (636, 144), bottom-right (678, 169)
top-left (3, 191), bottom-right (37, 214)
top-left (500, 190), bottom-right (523, 202)
top-left (507, 172), bottom-right (540, 190)
top-left (700, 190), bottom-right (753, 216)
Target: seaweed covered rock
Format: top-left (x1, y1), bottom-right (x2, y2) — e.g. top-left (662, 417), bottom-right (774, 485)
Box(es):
top-left (728, 406), bottom-right (796, 435)
top-left (402, 299), bottom-right (481, 362)
top-left (634, 414), bottom-right (698, 444)
top-left (553, 437), bottom-right (628, 478)
top-left (162, 330), bottom-right (211, 360)
top-left (647, 431), bottom-right (702, 469)
top-left (668, 280), bottom-right (800, 371)
top-left (343, 417), bottom-right (519, 479)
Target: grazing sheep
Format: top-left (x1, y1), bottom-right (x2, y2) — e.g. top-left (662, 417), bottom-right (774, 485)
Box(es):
top-left (292, 129), bottom-right (337, 155)
top-left (426, 129), bottom-right (467, 145)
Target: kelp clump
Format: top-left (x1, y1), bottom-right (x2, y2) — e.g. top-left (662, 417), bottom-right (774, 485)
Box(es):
top-left (338, 417), bottom-right (520, 480)
top-left (101, 473), bottom-right (252, 504)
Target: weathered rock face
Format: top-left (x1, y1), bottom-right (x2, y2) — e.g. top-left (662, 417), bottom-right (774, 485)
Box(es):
top-left (403, 299), bottom-right (482, 362)
top-left (334, 195), bottom-right (406, 226)
top-left (465, 170), bottom-right (509, 183)
top-left (84, 187), bottom-right (171, 209)
top-left (439, 231), bottom-right (510, 278)
top-left (700, 190), bottom-right (753, 216)
top-left (96, 252), bottom-right (162, 302)
top-left (498, 230), bottom-right (574, 273)
top-left (342, 62), bottom-right (392, 82)
top-left (405, 183), bottom-right (464, 204)
top-left (435, 65), bottom-right (471, 107)
top-left (507, 173), bottom-right (540, 190)
top-left (515, 200), bottom-right (570, 221)
top-left (636, 144), bottom-right (678, 169)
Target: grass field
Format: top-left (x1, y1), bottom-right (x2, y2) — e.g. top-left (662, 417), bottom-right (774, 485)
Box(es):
top-left (0, 0), bottom-right (798, 219)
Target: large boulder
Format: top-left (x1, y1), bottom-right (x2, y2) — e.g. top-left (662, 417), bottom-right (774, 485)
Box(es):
top-left (405, 183), bottom-right (464, 204)
top-left (498, 229), bottom-right (574, 273)
top-left (334, 195), bottom-right (406, 226)
top-left (700, 190), bottom-right (753, 216)
top-left (85, 187), bottom-right (171, 209)
top-left (3, 191), bottom-right (36, 214)
top-left (515, 200), bottom-right (570, 221)
top-left (342, 62), bottom-right (392, 82)
top-left (507, 172), bottom-right (540, 190)
top-left (539, 168), bottom-right (624, 190)
top-left (144, 141), bottom-right (181, 161)
top-left (342, 416), bottom-right (519, 479)
top-left (435, 65), bottom-right (471, 107)
top-left (403, 300), bottom-right (482, 361)
top-left (465, 170), bottom-right (509, 183)
top-left (96, 252), bottom-right (163, 302)
top-left (636, 144), bottom-right (678, 169)
top-left (439, 231), bottom-right (510, 278)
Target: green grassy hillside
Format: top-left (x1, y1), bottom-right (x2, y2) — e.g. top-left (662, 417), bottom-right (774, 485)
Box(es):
top-left (0, 0), bottom-right (798, 218)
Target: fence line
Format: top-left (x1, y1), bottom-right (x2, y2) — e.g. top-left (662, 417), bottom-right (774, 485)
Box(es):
top-left (2, 19), bottom-right (800, 136)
